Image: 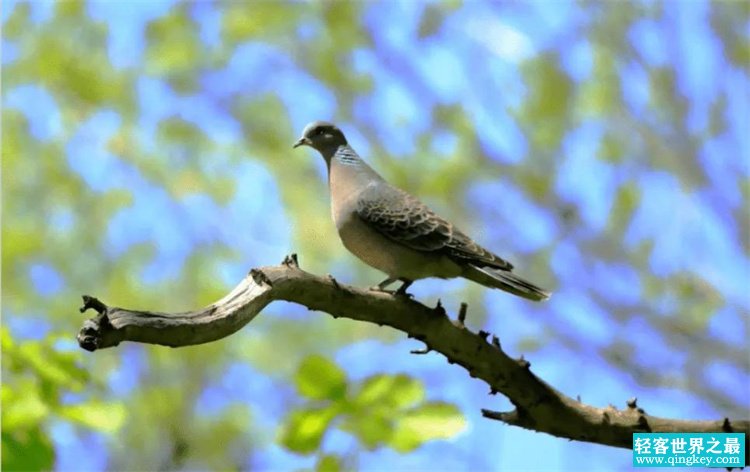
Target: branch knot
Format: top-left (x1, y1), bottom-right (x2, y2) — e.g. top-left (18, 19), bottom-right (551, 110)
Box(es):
top-left (249, 269), bottom-right (272, 286)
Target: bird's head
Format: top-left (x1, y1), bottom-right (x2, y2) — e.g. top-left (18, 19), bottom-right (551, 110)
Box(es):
top-left (293, 121), bottom-right (347, 154)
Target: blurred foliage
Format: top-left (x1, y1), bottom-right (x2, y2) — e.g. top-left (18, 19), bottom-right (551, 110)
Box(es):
top-left (1, 0), bottom-right (748, 470)
top-left (280, 356), bottom-right (465, 467)
top-left (1, 327), bottom-right (124, 471)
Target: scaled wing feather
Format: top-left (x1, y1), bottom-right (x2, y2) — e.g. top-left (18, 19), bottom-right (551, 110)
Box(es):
top-left (355, 184), bottom-right (513, 270)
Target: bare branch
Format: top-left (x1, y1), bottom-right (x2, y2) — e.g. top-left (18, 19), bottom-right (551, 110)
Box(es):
top-left (77, 257), bottom-right (750, 456)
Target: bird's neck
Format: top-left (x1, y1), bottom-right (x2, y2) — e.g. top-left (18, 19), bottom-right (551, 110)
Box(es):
top-left (330, 145), bottom-right (361, 167)
top-left (325, 145), bottom-right (362, 179)
top-left (327, 145), bottom-right (382, 190)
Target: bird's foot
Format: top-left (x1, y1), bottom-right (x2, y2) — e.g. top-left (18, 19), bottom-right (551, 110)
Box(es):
top-left (370, 278), bottom-right (414, 298)
top-left (369, 285), bottom-right (394, 293)
top-left (368, 286), bottom-right (409, 297)
top-left (370, 276), bottom-right (397, 293)
top-left (368, 286), bottom-right (414, 299)
top-left (394, 280), bottom-right (414, 299)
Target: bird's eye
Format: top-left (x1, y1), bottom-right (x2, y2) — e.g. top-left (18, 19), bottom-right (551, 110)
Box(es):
top-left (315, 128), bottom-right (326, 136)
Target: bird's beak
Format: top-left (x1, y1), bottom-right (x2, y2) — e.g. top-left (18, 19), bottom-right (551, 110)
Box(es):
top-left (293, 137), bottom-right (311, 149)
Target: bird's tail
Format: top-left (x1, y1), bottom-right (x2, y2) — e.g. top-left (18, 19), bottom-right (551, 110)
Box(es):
top-left (464, 265), bottom-right (551, 302)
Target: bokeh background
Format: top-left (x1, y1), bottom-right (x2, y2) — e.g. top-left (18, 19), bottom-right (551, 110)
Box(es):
top-left (2, 0), bottom-right (749, 470)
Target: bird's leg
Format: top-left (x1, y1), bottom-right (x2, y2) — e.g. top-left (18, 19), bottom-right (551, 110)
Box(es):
top-left (370, 277), bottom-right (398, 292)
top-left (395, 279), bottom-right (414, 298)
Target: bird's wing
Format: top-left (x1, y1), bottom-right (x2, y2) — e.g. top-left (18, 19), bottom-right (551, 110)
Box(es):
top-left (356, 184), bottom-right (513, 270)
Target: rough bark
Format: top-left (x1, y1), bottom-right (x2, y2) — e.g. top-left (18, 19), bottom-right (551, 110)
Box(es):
top-left (77, 254), bottom-right (750, 458)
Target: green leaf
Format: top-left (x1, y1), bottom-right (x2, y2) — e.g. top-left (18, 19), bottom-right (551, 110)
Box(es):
top-left (418, 4), bottom-right (448, 38)
top-left (294, 355), bottom-right (347, 401)
top-left (341, 410), bottom-right (393, 449)
top-left (280, 405), bottom-right (339, 454)
top-left (518, 52), bottom-right (572, 150)
top-left (316, 454), bottom-right (343, 472)
top-left (353, 374), bottom-right (424, 409)
top-left (58, 401), bottom-right (126, 434)
top-left (1, 326), bottom-right (13, 350)
top-left (598, 133), bottom-right (625, 164)
top-left (1, 383), bottom-right (49, 430)
top-left (17, 342), bottom-right (88, 392)
top-left (610, 183), bottom-right (641, 232)
top-left (2, 427), bottom-right (55, 472)
top-left (157, 117), bottom-right (208, 151)
top-left (1, 2), bottom-right (30, 39)
top-left (145, 6), bottom-right (201, 78)
top-left (222, 2), bottom-right (300, 42)
top-left (389, 402), bottom-right (466, 453)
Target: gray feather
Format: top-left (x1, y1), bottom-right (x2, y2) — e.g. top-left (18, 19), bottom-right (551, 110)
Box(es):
top-left (464, 265), bottom-right (551, 301)
top-left (356, 184), bottom-right (514, 270)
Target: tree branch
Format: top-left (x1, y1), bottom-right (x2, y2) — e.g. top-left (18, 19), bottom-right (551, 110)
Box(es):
top-left (76, 255), bottom-right (750, 458)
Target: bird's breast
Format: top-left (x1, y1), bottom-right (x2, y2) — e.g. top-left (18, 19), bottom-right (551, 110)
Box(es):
top-left (336, 216), bottom-right (401, 276)
top-left (336, 213), bottom-right (463, 280)
top-left (329, 164), bottom-right (366, 230)
top-left (327, 160), bottom-right (462, 280)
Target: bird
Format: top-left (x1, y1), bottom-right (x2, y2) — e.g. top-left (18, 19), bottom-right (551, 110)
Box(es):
top-left (293, 121), bottom-right (551, 302)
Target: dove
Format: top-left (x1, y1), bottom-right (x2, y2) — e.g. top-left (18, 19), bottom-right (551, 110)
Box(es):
top-left (293, 121), bottom-right (550, 301)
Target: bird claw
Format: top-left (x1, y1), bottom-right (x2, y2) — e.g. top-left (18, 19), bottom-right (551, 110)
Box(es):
top-left (369, 285), bottom-right (395, 294)
top-left (394, 280), bottom-right (414, 298)
top-left (368, 286), bottom-right (413, 299)
top-left (370, 278), bottom-right (414, 298)
top-left (394, 287), bottom-right (414, 299)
